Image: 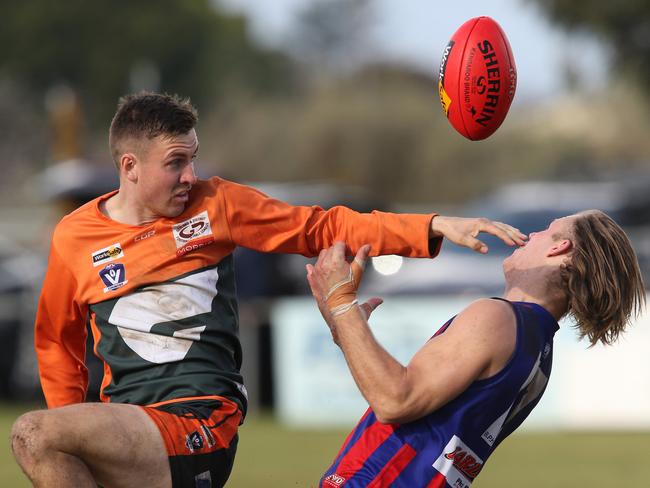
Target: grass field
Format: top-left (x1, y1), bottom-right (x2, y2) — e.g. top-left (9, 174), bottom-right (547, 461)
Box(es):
top-left (2, 403), bottom-right (649, 487)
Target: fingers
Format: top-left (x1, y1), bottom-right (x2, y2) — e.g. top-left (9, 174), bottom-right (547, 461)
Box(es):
top-left (489, 220), bottom-right (527, 246)
top-left (305, 264), bottom-right (322, 298)
top-left (466, 219), bottom-right (527, 254)
top-left (316, 241), bottom-right (347, 268)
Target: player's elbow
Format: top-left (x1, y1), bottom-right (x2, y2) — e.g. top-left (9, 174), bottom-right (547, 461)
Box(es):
top-left (374, 408), bottom-right (405, 425)
top-left (373, 403), bottom-right (421, 425)
top-left (371, 390), bottom-right (423, 425)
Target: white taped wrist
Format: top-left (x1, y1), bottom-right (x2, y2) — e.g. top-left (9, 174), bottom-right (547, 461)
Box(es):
top-left (330, 299), bottom-right (359, 317)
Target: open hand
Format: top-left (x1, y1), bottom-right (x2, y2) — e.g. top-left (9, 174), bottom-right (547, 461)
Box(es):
top-left (430, 215), bottom-right (527, 254)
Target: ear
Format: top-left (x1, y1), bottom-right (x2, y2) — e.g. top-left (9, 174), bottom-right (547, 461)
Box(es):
top-left (547, 239), bottom-right (572, 257)
top-left (119, 153), bottom-right (138, 183)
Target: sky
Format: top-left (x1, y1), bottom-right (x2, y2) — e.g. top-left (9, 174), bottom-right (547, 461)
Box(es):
top-left (218, 0), bottom-right (610, 106)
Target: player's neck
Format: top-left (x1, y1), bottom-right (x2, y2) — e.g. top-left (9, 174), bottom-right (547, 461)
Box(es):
top-left (100, 189), bottom-right (158, 227)
top-left (503, 284), bottom-right (567, 321)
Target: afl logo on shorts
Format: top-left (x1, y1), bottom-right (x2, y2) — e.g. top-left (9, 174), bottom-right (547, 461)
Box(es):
top-left (172, 210), bottom-right (215, 256)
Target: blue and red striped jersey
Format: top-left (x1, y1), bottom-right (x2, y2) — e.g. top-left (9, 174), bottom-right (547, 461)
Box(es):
top-left (321, 299), bottom-right (559, 488)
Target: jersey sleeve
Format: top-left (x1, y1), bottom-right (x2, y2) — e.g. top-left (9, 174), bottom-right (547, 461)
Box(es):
top-left (218, 180), bottom-right (441, 258)
top-left (34, 241), bottom-right (89, 408)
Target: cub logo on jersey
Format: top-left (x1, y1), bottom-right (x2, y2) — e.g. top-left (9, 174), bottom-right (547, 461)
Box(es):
top-left (172, 210), bottom-right (214, 256)
top-left (92, 243), bottom-right (124, 267)
top-left (432, 435), bottom-right (484, 488)
top-left (99, 263), bottom-right (128, 293)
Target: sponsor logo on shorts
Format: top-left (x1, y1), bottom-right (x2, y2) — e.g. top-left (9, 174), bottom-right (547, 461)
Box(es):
top-left (322, 474), bottom-right (346, 486)
top-left (172, 210), bottom-right (214, 256)
top-left (432, 435), bottom-right (484, 488)
top-left (91, 243), bottom-right (124, 267)
top-left (185, 430), bottom-right (204, 453)
top-left (99, 263), bottom-right (128, 293)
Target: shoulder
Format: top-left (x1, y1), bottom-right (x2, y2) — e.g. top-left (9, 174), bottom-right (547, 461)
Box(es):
top-left (51, 198), bottom-right (102, 245)
top-left (456, 298), bottom-right (515, 326)
top-left (194, 176), bottom-right (265, 197)
top-left (447, 298), bottom-right (516, 344)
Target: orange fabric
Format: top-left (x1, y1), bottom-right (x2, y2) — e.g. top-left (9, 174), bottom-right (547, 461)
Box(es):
top-left (35, 176), bottom-right (440, 408)
top-left (141, 396), bottom-right (241, 456)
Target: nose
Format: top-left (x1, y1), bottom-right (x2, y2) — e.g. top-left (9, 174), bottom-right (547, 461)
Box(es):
top-left (181, 161), bottom-right (198, 186)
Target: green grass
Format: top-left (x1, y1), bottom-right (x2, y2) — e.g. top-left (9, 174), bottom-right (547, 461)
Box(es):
top-left (2, 404), bottom-right (649, 487)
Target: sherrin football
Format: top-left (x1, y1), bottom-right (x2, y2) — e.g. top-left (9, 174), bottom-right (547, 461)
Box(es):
top-left (438, 16), bottom-right (517, 140)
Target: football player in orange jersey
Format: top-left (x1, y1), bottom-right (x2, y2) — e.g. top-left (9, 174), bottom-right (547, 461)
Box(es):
top-left (11, 92), bottom-right (526, 488)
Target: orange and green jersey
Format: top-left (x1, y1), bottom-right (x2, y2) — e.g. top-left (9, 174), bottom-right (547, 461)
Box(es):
top-left (35, 177), bottom-right (440, 412)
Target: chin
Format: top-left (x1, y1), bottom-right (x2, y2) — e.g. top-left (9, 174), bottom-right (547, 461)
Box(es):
top-left (502, 254), bottom-right (515, 274)
top-left (163, 204), bottom-right (186, 219)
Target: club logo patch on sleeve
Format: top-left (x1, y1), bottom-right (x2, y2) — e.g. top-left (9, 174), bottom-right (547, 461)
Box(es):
top-left (99, 263), bottom-right (128, 293)
top-left (91, 243), bottom-right (124, 267)
top-left (172, 210), bottom-right (215, 256)
top-left (432, 435), bottom-right (484, 488)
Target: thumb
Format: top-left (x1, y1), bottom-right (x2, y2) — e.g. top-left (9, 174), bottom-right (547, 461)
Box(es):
top-left (467, 237), bottom-right (488, 254)
top-left (354, 244), bottom-right (371, 268)
top-left (360, 297), bottom-right (383, 320)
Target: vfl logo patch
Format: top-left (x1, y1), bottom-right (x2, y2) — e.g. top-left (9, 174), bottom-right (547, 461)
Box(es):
top-left (432, 435), bottom-right (484, 488)
top-left (322, 474), bottom-right (346, 487)
top-left (92, 243), bottom-right (124, 267)
top-left (172, 210), bottom-right (214, 256)
top-left (99, 263), bottom-right (128, 293)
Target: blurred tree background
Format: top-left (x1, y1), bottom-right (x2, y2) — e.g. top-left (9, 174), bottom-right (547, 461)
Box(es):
top-left (529, 0), bottom-right (650, 88)
top-left (0, 0), bottom-right (649, 206)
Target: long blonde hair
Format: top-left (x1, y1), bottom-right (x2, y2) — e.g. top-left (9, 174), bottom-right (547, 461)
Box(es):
top-left (561, 210), bottom-right (646, 346)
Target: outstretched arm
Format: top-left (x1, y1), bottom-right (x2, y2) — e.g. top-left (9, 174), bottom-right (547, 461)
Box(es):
top-left (306, 242), bottom-right (517, 424)
top-left (219, 178), bottom-right (526, 257)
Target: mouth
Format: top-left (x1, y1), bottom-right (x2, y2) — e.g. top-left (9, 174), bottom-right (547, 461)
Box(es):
top-left (173, 191), bottom-right (190, 203)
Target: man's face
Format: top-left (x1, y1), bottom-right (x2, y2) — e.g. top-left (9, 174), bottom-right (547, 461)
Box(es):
top-left (132, 129), bottom-right (199, 219)
top-left (503, 215), bottom-right (576, 271)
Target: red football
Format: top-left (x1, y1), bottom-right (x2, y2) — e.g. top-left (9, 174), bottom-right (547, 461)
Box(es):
top-left (438, 16), bottom-right (517, 140)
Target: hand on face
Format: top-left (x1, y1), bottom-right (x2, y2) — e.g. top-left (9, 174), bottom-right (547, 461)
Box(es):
top-left (430, 215), bottom-right (528, 254)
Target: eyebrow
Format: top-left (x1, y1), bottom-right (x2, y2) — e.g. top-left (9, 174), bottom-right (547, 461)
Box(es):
top-left (166, 144), bottom-right (199, 159)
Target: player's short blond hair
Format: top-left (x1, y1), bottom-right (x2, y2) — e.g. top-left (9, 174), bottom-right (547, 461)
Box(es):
top-left (108, 92), bottom-right (198, 168)
top-left (561, 210), bottom-right (645, 346)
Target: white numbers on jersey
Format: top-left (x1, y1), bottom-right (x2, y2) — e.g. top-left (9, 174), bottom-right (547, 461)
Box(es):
top-left (108, 267), bottom-right (219, 364)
